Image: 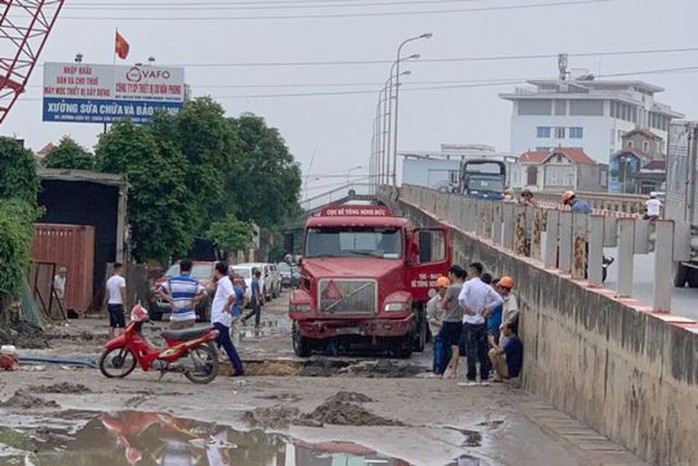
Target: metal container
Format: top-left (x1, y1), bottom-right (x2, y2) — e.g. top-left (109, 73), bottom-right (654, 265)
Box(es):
top-left (31, 224), bottom-right (95, 311)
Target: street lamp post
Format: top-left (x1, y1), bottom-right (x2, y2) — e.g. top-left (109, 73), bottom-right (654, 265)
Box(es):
top-left (345, 165), bottom-right (363, 184)
top-left (392, 33), bottom-right (432, 186)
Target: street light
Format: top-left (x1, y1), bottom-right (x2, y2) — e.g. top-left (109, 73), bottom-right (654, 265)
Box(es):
top-left (383, 69), bottom-right (412, 186)
top-left (345, 165), bottom-right (363, 184)
top-left (392, 33), bottom-right (433, 186)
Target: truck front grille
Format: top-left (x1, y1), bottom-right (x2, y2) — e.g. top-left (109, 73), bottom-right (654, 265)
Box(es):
top-left (318, 279), bottom-right (377, 315)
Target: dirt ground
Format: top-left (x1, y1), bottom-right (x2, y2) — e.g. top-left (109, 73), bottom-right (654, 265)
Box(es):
top-left (0, 290), bottom-right (648, 466)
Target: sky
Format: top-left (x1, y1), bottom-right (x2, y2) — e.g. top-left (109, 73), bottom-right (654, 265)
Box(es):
top-left (1, 0), bottom-right (696, 199)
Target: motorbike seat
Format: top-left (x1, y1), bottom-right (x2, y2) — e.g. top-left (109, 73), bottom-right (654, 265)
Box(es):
top-left (161, 326), bottom-right (212, 341)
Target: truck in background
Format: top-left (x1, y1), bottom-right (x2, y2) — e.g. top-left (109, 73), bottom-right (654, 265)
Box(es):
top-left (289, 205), bottom-right (451, 358)
top-left (458, 159), bottom-right (507, 200)
top-left (665, 120), bottom-right (698, 287)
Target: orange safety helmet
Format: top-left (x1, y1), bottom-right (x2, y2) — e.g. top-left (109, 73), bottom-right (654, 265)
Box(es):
top-left (562, 190), bottom-right (576, 204)
top-left (436, 276), bottom-right (450, 288)
top-left (498, 276), bottom-right (515, 289)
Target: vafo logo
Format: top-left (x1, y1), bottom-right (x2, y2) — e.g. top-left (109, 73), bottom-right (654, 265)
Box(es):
top-left (126, 66), bottom-right (172, 83)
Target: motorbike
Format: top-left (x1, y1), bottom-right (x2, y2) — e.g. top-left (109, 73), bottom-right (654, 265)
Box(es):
top-left (98, 303), bottom-right (220, 384)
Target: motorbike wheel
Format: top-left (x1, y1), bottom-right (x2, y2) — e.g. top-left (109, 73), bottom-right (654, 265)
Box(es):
top-left (98, 347), bottom-right (137, 378)
top-left (184, 343), bottom-right (219, 384)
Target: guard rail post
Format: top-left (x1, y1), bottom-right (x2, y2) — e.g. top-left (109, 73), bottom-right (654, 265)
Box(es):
top-left (559, 211), bottom-right (573, 275)
top-left (544, 210), bottom-right (559, 269)
top-left (653, 220), bottom-right (674, 312)
top-left (587, 215), bottom-right (604, 286)
top-left (502, 203), bottom-right (515, 251)
top-left (616, 218), bottom-right (635, 298)
top-left (571, 213), bottom-right (587, 280)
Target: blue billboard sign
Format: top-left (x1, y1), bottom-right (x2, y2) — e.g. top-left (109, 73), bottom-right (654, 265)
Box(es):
top-left (42, 62), bottom-right (185, 124)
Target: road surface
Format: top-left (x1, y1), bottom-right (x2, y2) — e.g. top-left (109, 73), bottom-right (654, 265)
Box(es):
top-left (603, 248), bottom-right (698, 320)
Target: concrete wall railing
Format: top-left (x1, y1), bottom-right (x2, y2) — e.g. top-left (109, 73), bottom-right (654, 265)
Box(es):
top-left (534, 190), bottom-right (648, 216)
top-left (383, 185), bottom-right (698, 466)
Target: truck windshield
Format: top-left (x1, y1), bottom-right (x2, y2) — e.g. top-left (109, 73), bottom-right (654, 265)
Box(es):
top-left (467, 176), bottom-right (505, 192)
top-left (305, 227), bottom-right (403, 259)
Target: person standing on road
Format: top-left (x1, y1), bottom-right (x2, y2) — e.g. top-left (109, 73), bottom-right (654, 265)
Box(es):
top-left (242, 269), bottom-right (263, 328)
top-left (441, 265), bottom-right (467, 379)
top-left (427, 276), bottom-right (450, 376)
top-left (105, 263), bottom-right (127, 339)
top-left (643, 193), bottom-right (662, 221)
top-left (458, 262), bottom-right (504, 384)
top-left (229, 271), bottom-right (246, 346)
top-left (53, 266), bottom-right (67, 312)
top-left (211, 262), bottom-right (245, 377)
top-left (158, 259), bottom-right (207, 330)
top-left (562, 191), bottom-right (592, 214)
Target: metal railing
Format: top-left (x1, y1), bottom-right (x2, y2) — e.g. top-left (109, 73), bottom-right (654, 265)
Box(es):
top-left (301, 182), bottom-right (374, 212)
top-left (532, 190), bottom-right (648, 216)
top-left (392, 184), bottom-right (690, 312)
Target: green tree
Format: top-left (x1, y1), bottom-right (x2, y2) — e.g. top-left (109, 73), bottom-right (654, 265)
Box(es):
top-left (207, 214), bottom-right (253, 254)
top-left (228, 113), bottom-right (302, 229)
top-left (0, 138), bottom-right (39, 317)
top-left (95, 121), bottom-right (195, 263)
top-left (42, 136), bottom-right (94, 170)
top-left (0, 138), bottom-right (39, 204)
top-left (172, 98), bottom-right (242, 235)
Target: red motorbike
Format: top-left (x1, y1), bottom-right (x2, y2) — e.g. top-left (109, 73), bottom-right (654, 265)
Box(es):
top-left (98, 303), bottom-right (220, 384)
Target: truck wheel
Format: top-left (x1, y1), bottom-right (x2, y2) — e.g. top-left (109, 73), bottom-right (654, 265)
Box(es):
top-left (394, 337), bottom-right (412, 359)
top-left (687, 267), bottom-right (698, 288)
top-left (674, 263), bottom-right (689, 287)
top-left (412, 306), bottom-right (427, 352)
top-left (292, 323), bottom-right (311, 358)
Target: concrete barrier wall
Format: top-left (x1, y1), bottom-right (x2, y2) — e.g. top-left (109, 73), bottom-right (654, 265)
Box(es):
top-left (384, 188), bottom-right (698, 466)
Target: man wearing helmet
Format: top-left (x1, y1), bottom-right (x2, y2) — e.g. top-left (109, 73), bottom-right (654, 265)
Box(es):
top-left (519, 189), bottom-right (538, 207)
top-left (561, 191), bottom-right (592, 214)
top-left (427, 276), bottom-right (451, 375)
top-left (495, 276), bottom-right (519, 349)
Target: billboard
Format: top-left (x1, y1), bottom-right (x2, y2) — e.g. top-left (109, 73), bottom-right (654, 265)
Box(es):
top-left (42, 62), bottom-right (185, 124)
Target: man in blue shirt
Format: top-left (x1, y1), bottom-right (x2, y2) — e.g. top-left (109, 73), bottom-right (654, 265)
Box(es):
top-left (158, 259), bottom-right (207, 329)
top-left (230, 271), bottom-right (246, 345)
top-left (562, 191), bottom-right (592, 214)
top-left (242, 269), bottom-right (263, 328)
top-left (487, 321), bottom-right (523, 382)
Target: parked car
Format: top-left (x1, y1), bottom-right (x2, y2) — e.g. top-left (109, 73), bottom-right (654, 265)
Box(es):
top-left (237, 262), bottom-right (281, 300)
top-left (277, 262), bottom-right (300, 288)
top-left (148, 261), bottom-right (215, 322)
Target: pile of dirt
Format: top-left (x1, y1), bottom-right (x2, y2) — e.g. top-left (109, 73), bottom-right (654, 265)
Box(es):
top-left (243, 360), bottom-right (302, 377)
top-left (0, 321), bottom-right (49, 349)
top-left (242, 406), bottom-right (301, 430)
top-left (299, 400), bottom-right (404, 427)
top-left (30, 382), bottom-right (92, 394)
top-left (1, 389), bottom-right (59, 409)
top-left (324, 391), bottom-right (374, 404)
top-left (338, 359), bottom-right (425, 378)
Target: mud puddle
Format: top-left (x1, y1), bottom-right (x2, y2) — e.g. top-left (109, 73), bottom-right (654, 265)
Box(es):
top-left (0, 410), bottom-right (420, 465)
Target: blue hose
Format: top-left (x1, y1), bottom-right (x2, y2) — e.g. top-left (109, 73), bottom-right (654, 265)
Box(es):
top-left (19, 356), bottom-right (98, 369)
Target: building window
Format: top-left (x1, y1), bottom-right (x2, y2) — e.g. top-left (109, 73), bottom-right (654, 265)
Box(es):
top-left (554, 127), bottom-right (566, 139)
top-left (642, 141), bottom-right (649, 152)
top-left (569, 127), bottom-right (583, 139)
top-left (554, 100), bottom-right (567, 116)
top-left (536, 126), bottom-right (551, 138)
top-left (518, 99), bottom-right (553, 115)
top-left (536, 146), bottom-right (552, 152)
top-left (626, 141), bottom-right (633, 148)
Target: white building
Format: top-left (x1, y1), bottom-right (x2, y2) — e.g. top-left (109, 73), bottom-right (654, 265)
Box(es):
top-left (500, 77), bottom-right (684, 163)
top-left (400, 144), bottom-right (521, 190)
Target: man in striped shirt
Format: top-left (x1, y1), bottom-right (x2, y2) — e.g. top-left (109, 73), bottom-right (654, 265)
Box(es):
top-left (158, 259), bottom-right (207, 329)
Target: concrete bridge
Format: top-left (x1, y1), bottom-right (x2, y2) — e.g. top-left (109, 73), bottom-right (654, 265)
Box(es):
top-left (376, 185), bottom-right (697, 466)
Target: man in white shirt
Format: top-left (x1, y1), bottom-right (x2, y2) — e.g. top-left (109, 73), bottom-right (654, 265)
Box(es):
top-left (458, 262), bottom-right (503, 383)
top-left (53, 266), bottom-right (67, 312)
top-left (105, 263), bottom-right (127, 338)
top-left (211, 262), bottom-right (244, 376)
top-left (643, 193), bottom-right (662, 221)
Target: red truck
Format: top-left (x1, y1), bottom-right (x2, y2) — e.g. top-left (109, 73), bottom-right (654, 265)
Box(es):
top-left (289, 205), bottom-right (451, 358)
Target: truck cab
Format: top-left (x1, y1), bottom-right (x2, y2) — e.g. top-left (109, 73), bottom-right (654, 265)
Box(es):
top-left (459, 159), bottom-right (507, 201)
top-left (289, 205), bottom-right (450, 358)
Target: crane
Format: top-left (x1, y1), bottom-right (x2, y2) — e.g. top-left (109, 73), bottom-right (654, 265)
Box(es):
top-left (0, 0), bottom-right (65, 124)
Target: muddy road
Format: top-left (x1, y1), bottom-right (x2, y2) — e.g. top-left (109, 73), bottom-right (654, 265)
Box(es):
top-left (0, 291), bottom-right (647, 465)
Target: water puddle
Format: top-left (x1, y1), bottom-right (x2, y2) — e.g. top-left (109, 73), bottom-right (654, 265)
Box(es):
top-left (0, 410), bottom-right (487, 465)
